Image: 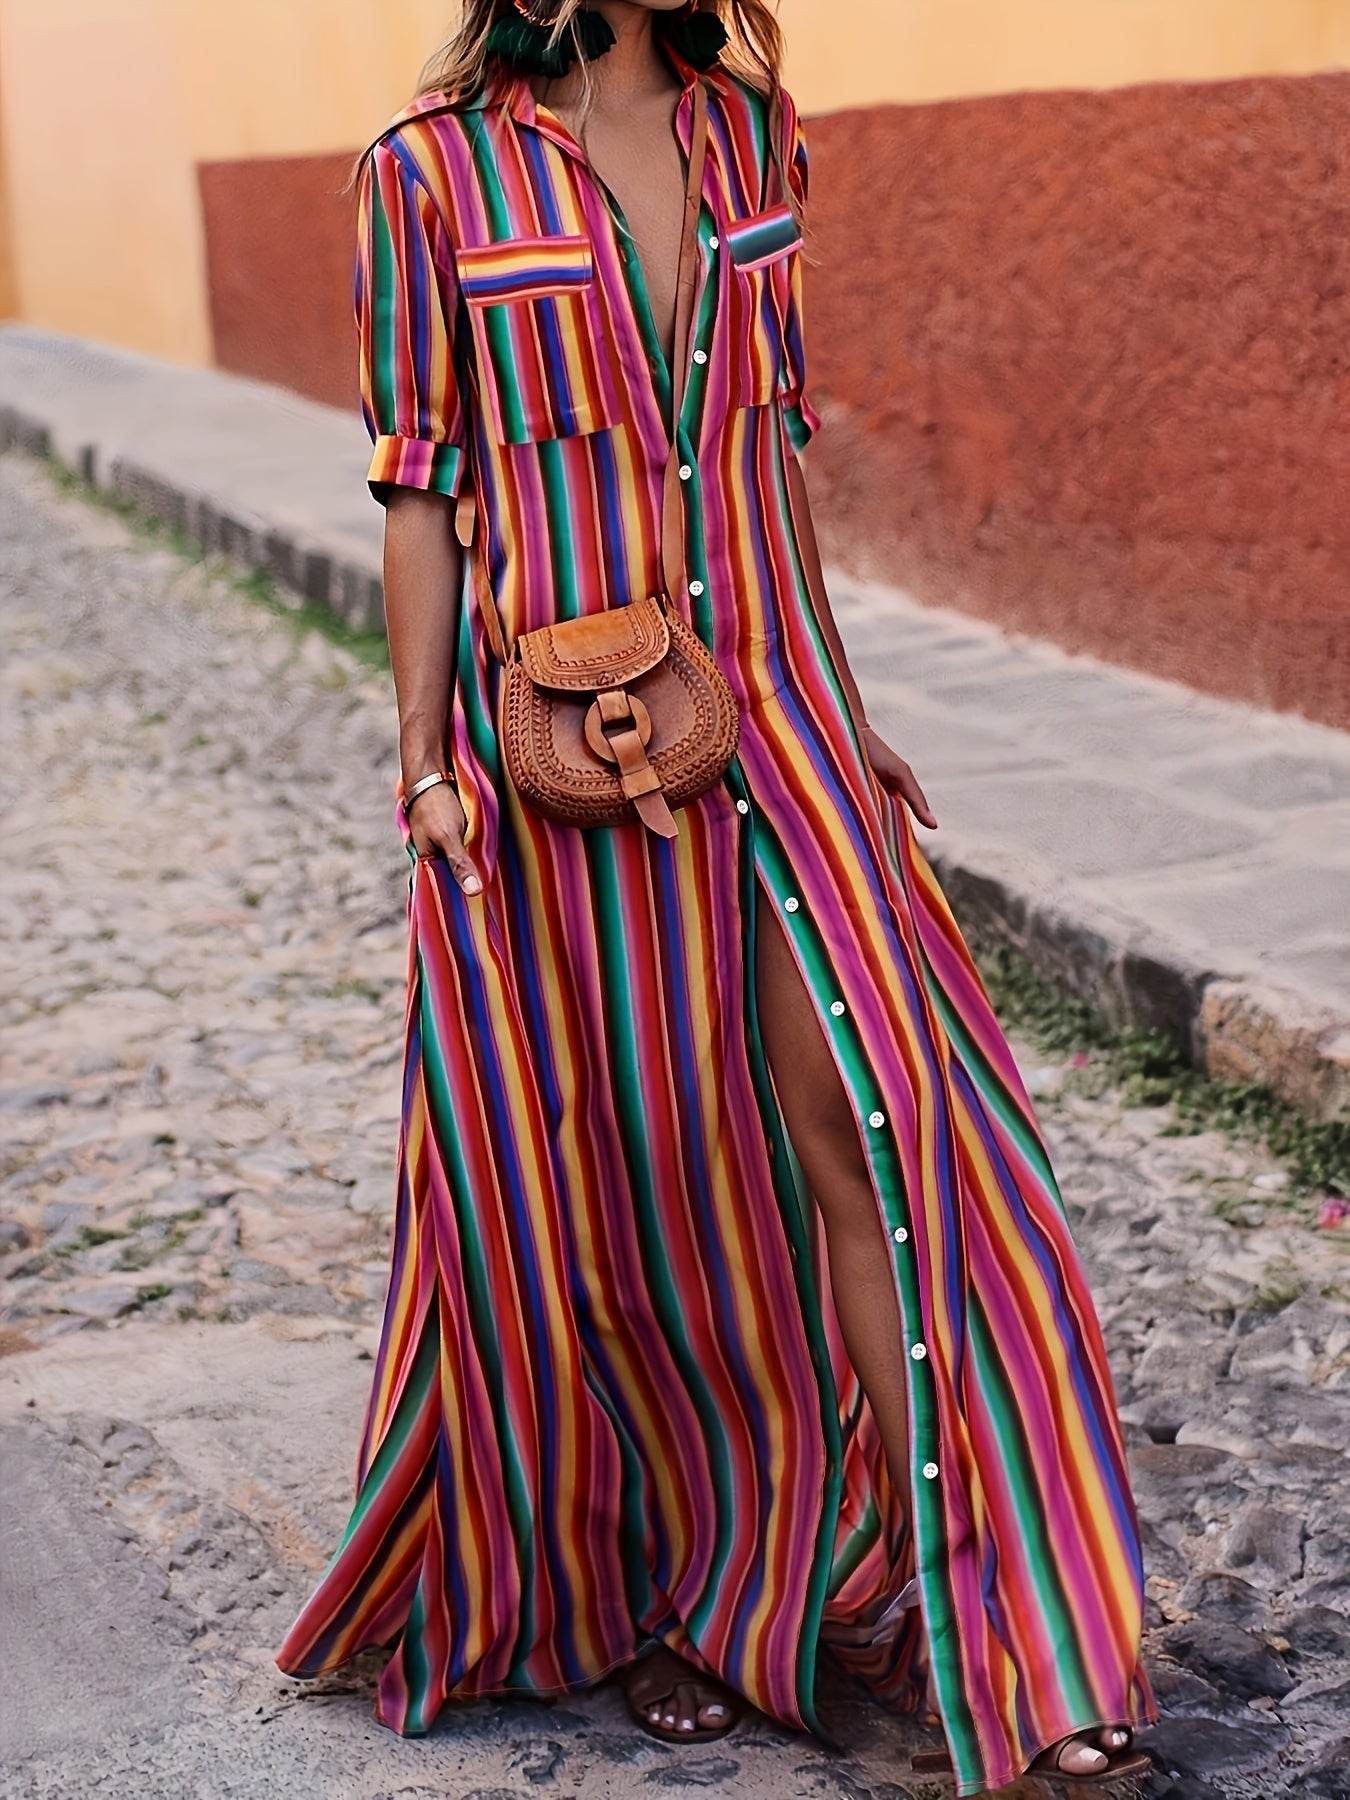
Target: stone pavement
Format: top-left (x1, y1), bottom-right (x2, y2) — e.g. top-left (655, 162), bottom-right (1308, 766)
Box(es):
top-left (2, 455), bottom-right (1349, 1796)
top-left (1, 323), bottom-right (1347, 1123)
top-left (2, 318), bottom-right (1350, 1116)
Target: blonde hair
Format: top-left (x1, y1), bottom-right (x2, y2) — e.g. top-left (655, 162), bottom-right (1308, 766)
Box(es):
top-left (419, 0), bottom-right (785, 105)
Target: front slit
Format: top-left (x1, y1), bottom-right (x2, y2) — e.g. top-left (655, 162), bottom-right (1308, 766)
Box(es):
top-left (736, 772), bottom-right (943, 1724)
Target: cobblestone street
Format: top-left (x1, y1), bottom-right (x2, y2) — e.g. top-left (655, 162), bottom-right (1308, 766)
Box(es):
top-left (1, 452), bottom-right (1347, 1797)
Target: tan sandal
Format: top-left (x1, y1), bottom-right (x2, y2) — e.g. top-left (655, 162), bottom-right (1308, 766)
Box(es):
top-left (912, 1727), bottom-right (1151, 1783)
top-left (615, 1642), bottom-right (743, 1745)
top-left (1030, 1729), bottom-right (1152, 1783)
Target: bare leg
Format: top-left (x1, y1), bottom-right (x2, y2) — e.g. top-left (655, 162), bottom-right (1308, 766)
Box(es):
top-left (619, 901), bottom-right (915, 1739)
top-left (753, 899), bottom-right (913, 1521)
top-left (754, 902), bottom-right (1137, 1778)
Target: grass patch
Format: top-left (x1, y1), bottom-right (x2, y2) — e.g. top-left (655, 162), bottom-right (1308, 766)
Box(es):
top-left (976, 941), bottom-right (1350, 1201)
top-left (115, 1207), bottom-right (207, 1270)
top-left (235, 565), bottom-right (390, 671)
top-left (53, 1224), bottom-right (129, 1258)
top-left (49, 461), bottom-right (194, 555)
top-left (137, 1282), bottom-right (174, 1305)
top-left (47, 461), bottom-right (389, 670)
top-left (314, 975), bottom-right (387, 1005)
top-left (1250, 1264), bottom-right (1306, 1313)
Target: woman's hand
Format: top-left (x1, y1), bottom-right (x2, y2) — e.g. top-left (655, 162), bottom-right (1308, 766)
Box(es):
top-left (407, 781), bottom-right (483, 896)
top-left (861, 725), bottom-right (938, 829)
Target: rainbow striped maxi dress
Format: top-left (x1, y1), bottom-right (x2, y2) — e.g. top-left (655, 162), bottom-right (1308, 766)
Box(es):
top-left (275, 49), bottom-right (1155, 1797)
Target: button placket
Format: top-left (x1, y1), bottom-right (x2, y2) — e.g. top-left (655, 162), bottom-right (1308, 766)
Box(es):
top-left (838, 1089), bottom-right (942, 1618)
top-left (856, 1094), bottom-right (938, 1506)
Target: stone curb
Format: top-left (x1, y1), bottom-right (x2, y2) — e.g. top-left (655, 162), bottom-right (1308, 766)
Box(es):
top-left (0, 401), bottom-right (385, 636)
top-left (2, 396), bottom-right (1346, 1126)
top-left (929, 848), bottom-right (1349, 1123)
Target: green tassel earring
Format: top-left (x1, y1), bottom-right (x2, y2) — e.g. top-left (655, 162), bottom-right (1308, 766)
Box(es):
top-left (485, 5), bottom-right (617, 79)
top-left (663, 5), bottom-right (728, 70)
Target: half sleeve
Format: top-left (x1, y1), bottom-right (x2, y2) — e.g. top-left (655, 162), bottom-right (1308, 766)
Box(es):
top-left (355, 137), bottom-right (468, 506)
top-left (779, 92), bottom-right (822, 455)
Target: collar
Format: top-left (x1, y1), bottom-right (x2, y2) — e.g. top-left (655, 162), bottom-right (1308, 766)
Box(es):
top-left (466, 37), bottom-right (721, 157)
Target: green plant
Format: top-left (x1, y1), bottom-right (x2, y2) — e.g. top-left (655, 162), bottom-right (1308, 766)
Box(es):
top-left (53, 1224), bottom-right (129, 1258)
top-left (976, 941), bottom-right (1350, 1202)
top-left (46, 462), bottom-right (389, 670)
top-left (1250, 1260), bottom-right (1306, 1312)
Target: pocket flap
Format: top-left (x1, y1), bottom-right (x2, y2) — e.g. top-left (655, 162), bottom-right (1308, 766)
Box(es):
top-left (455, 233), bottom-right (594, 306)
top-left (517, 593), bottom-right (671, 691)
top-left (725, 200), bottom-right (802, 272)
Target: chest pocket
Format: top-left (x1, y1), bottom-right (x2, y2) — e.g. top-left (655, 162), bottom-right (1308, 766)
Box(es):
top-left (723, 199), bottom-right (804, 409)
top-left (455, 233), bottom-right (624, 446)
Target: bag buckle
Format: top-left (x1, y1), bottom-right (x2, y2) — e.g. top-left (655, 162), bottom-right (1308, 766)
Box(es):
top-left (583, 689), bottom-right (654, 765)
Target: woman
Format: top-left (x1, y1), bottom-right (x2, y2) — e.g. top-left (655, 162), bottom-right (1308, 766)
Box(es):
top-left (276, 2), bottom-right (1156, 1790)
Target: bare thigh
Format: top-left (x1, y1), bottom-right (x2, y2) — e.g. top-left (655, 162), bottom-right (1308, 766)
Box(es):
top-left (754, 891), bottom-right (915, 1495)
top-left (753, 897), bottom-right (874, 1214)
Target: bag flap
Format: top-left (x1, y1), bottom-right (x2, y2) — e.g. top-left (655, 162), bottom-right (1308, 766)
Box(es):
top-left (516, 593), bottom-right (671, 692)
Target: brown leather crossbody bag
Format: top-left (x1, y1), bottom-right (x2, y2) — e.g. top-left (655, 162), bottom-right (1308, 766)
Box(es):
top-left (454, 78), bottom-right (738, 840)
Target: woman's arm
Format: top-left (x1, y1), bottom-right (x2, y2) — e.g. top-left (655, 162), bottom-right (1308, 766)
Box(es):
top-left (787, 453), bottom-right (937, 830)
top-left (384, 488), bottom-right (482, 894)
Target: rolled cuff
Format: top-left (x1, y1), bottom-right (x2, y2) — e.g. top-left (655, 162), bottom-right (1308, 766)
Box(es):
top-left (367, 434), bottom-right (466, 505)
top-left (783, 393), bottom-right (821, 455)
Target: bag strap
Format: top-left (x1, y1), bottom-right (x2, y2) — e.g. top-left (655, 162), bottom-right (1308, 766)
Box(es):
top-left (456, 77), bottom-right (711, 665)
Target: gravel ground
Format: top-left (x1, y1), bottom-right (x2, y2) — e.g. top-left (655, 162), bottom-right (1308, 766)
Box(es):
top-left (1, 452), bottom-right (1347, 1798)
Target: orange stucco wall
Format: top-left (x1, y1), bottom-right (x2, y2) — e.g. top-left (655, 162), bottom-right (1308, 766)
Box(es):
top-left (190, 67), bottom-right (1350, 734)
top-left (197, 153), bottom-right (361, 413)
top-left (0, 0), bottom-right (454, 365)
top-left (4, 0), bottom-right (1350, 365)
top-left (3, 5), bottom-right (1348, 727)
top-left (803, 74), bottom-right (1350, 732)
top-left (0, 134), bottom-right (16, 321)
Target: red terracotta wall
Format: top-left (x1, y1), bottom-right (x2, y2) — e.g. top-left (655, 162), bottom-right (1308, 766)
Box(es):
top-left (197, 152), bottom-right (359, 412)
top-left (802, 73), bottom-right (1350, 730)
top-left (197, 72), bottom-right (1350, 728)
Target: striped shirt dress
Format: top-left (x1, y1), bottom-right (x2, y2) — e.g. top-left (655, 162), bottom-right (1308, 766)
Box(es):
top-left (276, 47), bottom-right (1155, 1796)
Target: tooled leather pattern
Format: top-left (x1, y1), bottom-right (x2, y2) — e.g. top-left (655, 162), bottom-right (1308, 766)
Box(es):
top-left (516, 594), bottom-right (670, 691)
top-left (503, 613), bottom-right (739, 827)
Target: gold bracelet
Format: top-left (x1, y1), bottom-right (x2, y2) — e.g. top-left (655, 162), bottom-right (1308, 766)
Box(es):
top-left (402, 769), bottom-right (451, 813)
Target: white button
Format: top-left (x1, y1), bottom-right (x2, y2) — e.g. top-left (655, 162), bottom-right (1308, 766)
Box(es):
top-left (679, 464), bottom-right (693, 481)
top-left (892, 1226), bottom-right (908, 1244)
top-left (693, 349), bottom-right (708, 365)
top-left (922, 1462), bottom-right (939, 1481)
top-left (688, 580), bottom-right (705, 596)
top-left (829, 1001), bottom-right (845, 1016)
top-left (735, 799), bottom-right (749, 814)
top-left (709, 234), bottom-right (720, 249)
top-left (868, 1110), bottom-right (885, 1129)
top-left (910, 1343), bottom-right (928, 1361)
top-left (784, 897), bottom-right (799, 913)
